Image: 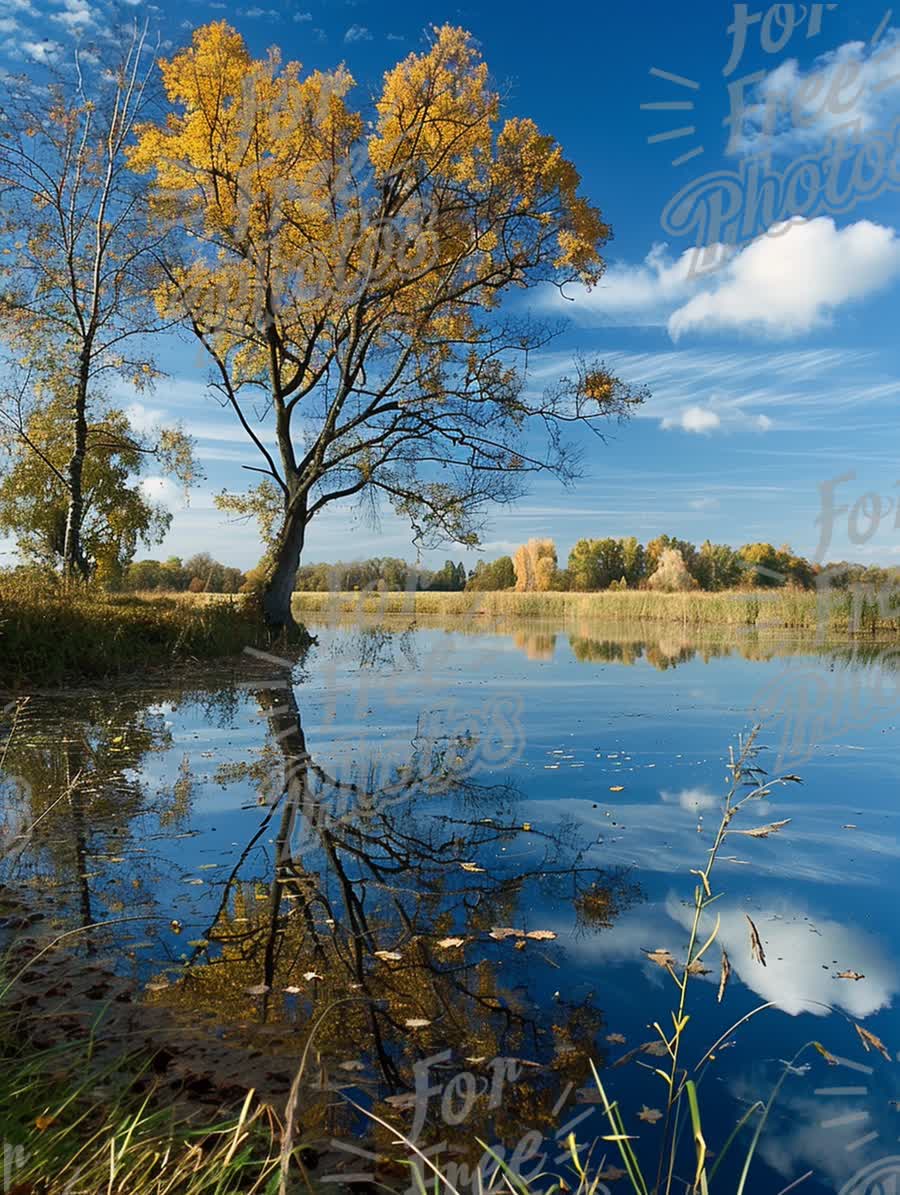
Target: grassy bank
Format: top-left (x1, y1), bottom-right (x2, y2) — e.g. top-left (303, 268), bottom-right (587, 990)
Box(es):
top-left (293, 586), bottom-right (900, 633)
top-left (0, 581), bottom-right (268, 689)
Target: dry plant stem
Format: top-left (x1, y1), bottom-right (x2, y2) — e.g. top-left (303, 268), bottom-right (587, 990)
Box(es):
top-left (657, 728), bottom-right (789, 1195)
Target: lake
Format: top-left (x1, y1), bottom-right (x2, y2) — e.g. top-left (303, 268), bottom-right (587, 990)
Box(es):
top-left (3, 614), bottom-right (900, 1195)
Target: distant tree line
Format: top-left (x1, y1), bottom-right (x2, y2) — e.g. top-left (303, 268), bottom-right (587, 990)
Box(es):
top-left (114, 541), bottom-right (900, 598)
top-left (117, 554), bottom-right (246, 594)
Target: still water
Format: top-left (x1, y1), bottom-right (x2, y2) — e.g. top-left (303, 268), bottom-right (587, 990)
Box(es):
top-left (2, 616), bottom-right (900, 1194)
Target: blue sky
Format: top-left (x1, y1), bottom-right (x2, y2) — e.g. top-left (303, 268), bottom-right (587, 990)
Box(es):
top-left (2, 0), bottom-right (900, 571)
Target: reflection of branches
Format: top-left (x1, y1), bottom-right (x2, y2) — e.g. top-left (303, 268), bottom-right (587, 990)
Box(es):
top-left (169, 680), bottom-right (640, 1158)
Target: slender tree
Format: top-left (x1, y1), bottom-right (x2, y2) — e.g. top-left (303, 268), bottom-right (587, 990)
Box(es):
top-left (0, 26), bottom-right (172, 581)
top-left (130, 23), bottom-right (647, 631)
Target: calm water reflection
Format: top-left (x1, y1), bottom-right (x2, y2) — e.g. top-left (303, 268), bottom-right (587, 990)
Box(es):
top-left (2, 617), bottom-right (900, 1193)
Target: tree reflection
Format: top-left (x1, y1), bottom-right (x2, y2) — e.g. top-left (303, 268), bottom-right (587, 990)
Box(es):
top-left (150, 677), bottom-right (640, 1162)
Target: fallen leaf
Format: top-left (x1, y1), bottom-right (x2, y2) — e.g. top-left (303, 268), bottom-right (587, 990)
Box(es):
top-left (374, 950), bottom-right (403, 962)
top-left (34, 1114), bottom-right (55, 1132)
top-left (514, 939), bottom-right (527, 951)
top-left (609, 786), bottom-right (625, 793)
top-left (746, 915), bottom-right (766, 966)
top-left (460, 862), bottom-right (485, 873)
top-left (575, 1086), bottom-right (603, 1104)
top-left (606, 1033), bottom-right (626, 1044)
top-left (339, 1060), bottom-right (365, 1072)
top-left (384, 1093), bottom-right (417, 1109)
top-left (637, 1105), bottom-right (664, 1124)
top-left (526, 930), bottom-right (557, 941)
top-left (404, 1018), bottom-right (431, 1029)
top-left (644, 948), bottom-right (676, 970)
top-left (837, 971), bottom-right (865, 981)
top-left (302, 971), bottom-right (322, 981)
top-left (733, 819), bottom-right (792, 839)
top-left (435, 937), bottom-right (465, 949)
top-left (489, 927), bottom-right (525, 941)
top-left (597, 1165), bottom-right (626, 1182)
top-left (245, 984), bottom-right (270, 996)
top-left (283, 985), bottom-right (302, 994)
top-left (717, 950), bottom-right (732, 1004)
top-left (855, 1024), bottom-right (891, 1061)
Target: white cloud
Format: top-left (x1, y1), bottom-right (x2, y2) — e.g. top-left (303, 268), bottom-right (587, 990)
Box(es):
top-left (665, 405), bottom-right (720, 434)
top-left (669, 218), bottom-right (900, 340)
top-left (660, 786), bottom-right (720, 812)
top-left (50, 0), bottom-right (95, 31)
top-left (20, 39), bottom-right (62, 63)
top-left (139, 476), bottom-right (183, 508)
top-left (292, 10), bottom-right (311, 20)
top-left (661, 401), bottom-right (773, 436)
top-left (558, 218), bottom-right (900, 341)
top-left (732, 27), bottom-right (900, 156)
top-left (344, 24), bottom-right (372, 42)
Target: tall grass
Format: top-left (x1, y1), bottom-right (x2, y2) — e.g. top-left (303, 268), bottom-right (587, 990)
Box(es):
top-left (293, 587), bottom-right (900, 633)
top-left (0, 578), bottom-right (267, 688)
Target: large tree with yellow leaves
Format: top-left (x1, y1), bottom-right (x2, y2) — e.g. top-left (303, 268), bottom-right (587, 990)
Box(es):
top-left (131, 22), bottom-right (646, 631)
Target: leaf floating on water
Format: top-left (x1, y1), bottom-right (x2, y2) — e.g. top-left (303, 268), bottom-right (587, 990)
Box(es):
top-left (813, 1041), bottom-right (838, 1066)
top-left (384, 1093), bottom-right (417, 1109)
top-left (435, 937), bottom-right (465, 949)
top-left (459, 862), bottom-right (485, 873)
top-left (144, 981), bottom-right (169, 993)
top-left (575, 1086), bottom-right (603, 1104)
top-left (283, 985), bottom-right (302, 994)
top-left (606, 1033), bottom-right (627, 1045)
top-left (637, 1106), bottom-right (664, 1124)
top-left (642, 1040), bottom-right (669, 1057)
top-left (746, 915), bottom-right (766, 966)
top-left (837, 971), bottom-right (865, 981)
top-left (644, 948), bottom-right (676, 970)
top-left (717, 950), bottom-right (732, 1004)
top-left (609, 786), bottom-right (625, 793)
top-left (489, 927), bottom-right (525, 941)
top-left (374, 950), bottom-right (403, 962)
top-left (170, 920), bottom-right (182, 934)
top-left (526, 930), bottom-right (557, 941)
top-left (245, 984), bottom-right (270, 997)
top-left (733, 819), bottom-right (792, 839)
top-left (522, 822), bottom-right (533, 831)
top-left (339, 1060), bottom-right (365, 1072)
top-left (186, 940), bottom-right (209, 949)
top-left (597, 1165), bottom-right (627, 1182)
top-left (404, 1018), bottom-right (431, 1029)
top-left (514, 939), bottom-right (527, 951)
top-left (303, 971), bottom-right (322, 981)
top-left (855, 1024), bottom-right (891, 1061)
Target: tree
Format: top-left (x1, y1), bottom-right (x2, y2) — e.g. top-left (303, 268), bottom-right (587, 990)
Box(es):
top-left (467, 556), bottom-right (515, 591)
top-left (0, 393), bottom-right (184, 582)
top-left (129, 23), bottom-right (647, 631)
top-left (567, 537), bottom-right (625, 590)
top-left (620, 536), bottom-right (645, 587)
top-left (429, 559), bottom-right (466, 591)
top-left (513, 538), bottom-right (557, 591)
top-left (645, 547), bottom-right (698, 593)
top-left (693, 540), bottom-right (743, 591)
top-left (0, 28), bottom-right (170, 580)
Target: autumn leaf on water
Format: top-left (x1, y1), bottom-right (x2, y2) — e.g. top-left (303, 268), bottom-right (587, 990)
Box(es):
top-left (245, 984), bottom-right (270, 996)
top-left (404, 1018), bottom-right (431, 1029)
top-left (302, 971), bottom-right (323, 981)
top-left (489, 927), bottom-right (525, 941)
top-left (597, 1165), bottom-right (627, 1182)
top-left (637, 1106), bottom-right (664, 1124)
top-left (717, 950), bottom-right (732, 1004)
top-left (644, 948), bottom-right (676, 970)
top-left (374, 950), bottom-right (403, 962)
top-left (732, 819), bottom-right (791, 839)
top-left (460, 862), bottom-right (485, 873)
top-left (855, 1024), bottom-right (891, 1061)
top-left (609, 786), bottom-right (625, 793)
top-left (339, 1060), bottom-right (365, 1072)
top-left (606, 1032), bottom-right (626, 1044)
top-left (435, 937), bottom-right (465, 949)
top-left (526, 930), bottom-right (558, 941)
top-left (837, 971), bottom-right (865, 981)
top-left (746, 915), bottom-right (766, 966)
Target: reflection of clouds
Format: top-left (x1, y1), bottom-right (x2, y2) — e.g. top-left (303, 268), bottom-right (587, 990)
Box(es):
top-left (660, 786), bottom-right (720, 812)
top-left (533, 792), bottom-right (900, 886)
top-left (666, 896), bottom-right (898, 1018)
top-left (562, 895), bottom-right (898, 1018)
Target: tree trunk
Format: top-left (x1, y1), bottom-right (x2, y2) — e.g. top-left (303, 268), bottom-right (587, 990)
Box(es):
top-left (62, 358), bottom-right (90, 582)
top-left (261, 498), bottom-right (307, 633)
